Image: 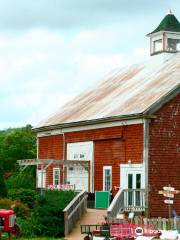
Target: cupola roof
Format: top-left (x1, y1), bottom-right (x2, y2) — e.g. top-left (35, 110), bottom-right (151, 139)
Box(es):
top-left (148, 11), bottom-right (180, 35)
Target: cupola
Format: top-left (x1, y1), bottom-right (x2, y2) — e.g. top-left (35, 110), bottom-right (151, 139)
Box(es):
top-left (147, 10), bottom-right (180, 55)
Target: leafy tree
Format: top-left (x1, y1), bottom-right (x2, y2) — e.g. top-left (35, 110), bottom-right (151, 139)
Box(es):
top-left (0, 124), bottom-right (36, 172)
top-left (0, 165), bottom-right (7, 197)
top-left (6, 166), bottom-right (36, 190)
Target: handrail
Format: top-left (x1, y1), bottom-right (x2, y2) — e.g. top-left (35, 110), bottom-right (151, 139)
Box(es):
top-left (63, 190), bottom-right (88, 237)
top-left (107, 188), bottom-right (124, 222)
top-left (123, 189), bottom-right (145, 211)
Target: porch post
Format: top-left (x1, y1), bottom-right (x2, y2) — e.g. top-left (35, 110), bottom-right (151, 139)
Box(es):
top-left (88, 161), bottom-right (90, 192)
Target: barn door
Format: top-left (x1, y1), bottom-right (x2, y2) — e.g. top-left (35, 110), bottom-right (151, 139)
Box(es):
top-left (67, 141), bottom-right (93, 192)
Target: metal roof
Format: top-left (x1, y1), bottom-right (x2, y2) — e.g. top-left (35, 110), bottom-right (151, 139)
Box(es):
top-left (36, 52), bottom-right (180, 130)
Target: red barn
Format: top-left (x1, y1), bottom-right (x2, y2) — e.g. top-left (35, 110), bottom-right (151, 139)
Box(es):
top-left (34, 11), bottom-right (180, 217)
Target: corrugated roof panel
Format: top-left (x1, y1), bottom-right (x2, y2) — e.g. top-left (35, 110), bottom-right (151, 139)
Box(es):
top-left (36, 52), bottom-right (180, 129)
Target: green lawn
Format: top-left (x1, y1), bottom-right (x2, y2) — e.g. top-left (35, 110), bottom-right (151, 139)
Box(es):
top-left (18, 238), bottom-right (65, 240)
top-left (1, 236), bottom-right (64, 240)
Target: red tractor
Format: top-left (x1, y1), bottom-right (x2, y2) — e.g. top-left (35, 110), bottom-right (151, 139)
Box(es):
top-left (0, 209), bottom-right (20, 238)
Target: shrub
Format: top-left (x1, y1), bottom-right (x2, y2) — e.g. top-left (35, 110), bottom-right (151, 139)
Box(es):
top-left (6, 166), bottom-right (36, 190)
top-left (13, 200), bottom-right (30, 218)
top-left (33, 190), bottom-right (76, 237)
top-left (16, 215), bottom-right (39, 238)
top-left (8, 188), bottom-right (38, 209)
top-left (0, 198), bottom-right (12, 209)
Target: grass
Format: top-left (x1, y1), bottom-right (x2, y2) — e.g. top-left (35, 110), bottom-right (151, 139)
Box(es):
top-left (18, 238), bottom-right (65, 240)
top-left (1, 236), bottom-right (64, 240)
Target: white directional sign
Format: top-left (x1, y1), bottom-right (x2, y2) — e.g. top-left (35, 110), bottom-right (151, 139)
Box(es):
top-left (164, 199), bottom-right (173, 204)
top-left (163, 193), bottom-right (174, 198)
top-left (163, 186), bottom-right (175, 191)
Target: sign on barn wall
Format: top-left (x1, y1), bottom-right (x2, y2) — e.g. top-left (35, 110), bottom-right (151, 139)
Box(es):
top-left (47, 184), bottom-right (75, 191)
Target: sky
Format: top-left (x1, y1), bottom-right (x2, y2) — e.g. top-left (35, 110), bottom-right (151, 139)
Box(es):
top-left (0, 0), bottom-right (180, 129)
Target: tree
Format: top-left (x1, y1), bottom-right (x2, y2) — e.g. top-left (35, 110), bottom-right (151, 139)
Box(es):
top-left (0, 165), bottom-right (7, 197)
top-left (0, 125), bottom-right (36, 172)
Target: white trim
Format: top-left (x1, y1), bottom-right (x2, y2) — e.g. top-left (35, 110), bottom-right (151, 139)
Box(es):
top-left (37, 118), bottom-right (144, 137)
top-left (53, 168), bottom-right (60, 186)
top-left (37, 129), bottom-right (63, 137)
top-left (120, 163), bottom-right (145, 189)
top-left (120, 163), bottom-right (144, 169)
top-left (103, 166), bottom-right (112, 191)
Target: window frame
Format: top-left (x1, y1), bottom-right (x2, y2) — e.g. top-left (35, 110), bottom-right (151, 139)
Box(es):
top-left (103, 166), bottom-right (112, 191)
top-left (53, 168), bottom-right (60, 186)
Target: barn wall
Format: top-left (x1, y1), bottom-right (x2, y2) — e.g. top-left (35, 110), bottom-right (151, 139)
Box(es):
top-left (149, 93), bottom-right (180, 217)
top-left (38, 124), bottom-right (143, 192)
top-left (38, 135), bottom-right (64, 187)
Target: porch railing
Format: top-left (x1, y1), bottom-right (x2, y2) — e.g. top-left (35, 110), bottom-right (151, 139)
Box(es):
top-left (63, 190), bottom-right (88, 237)
top-left (123, 189), bottom-right (145, 212)
top-left (107, 188), bottom-right (124, 222)
top-left (107, 189), bottom-right (145, 221)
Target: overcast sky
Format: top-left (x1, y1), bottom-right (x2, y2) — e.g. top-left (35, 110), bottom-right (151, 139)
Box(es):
top-left (0, 0), bottom-right (180, 129)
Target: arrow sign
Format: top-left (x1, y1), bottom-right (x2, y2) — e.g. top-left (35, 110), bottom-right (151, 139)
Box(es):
top-left (164, 199), bottom-right (173, 204)
top-left (163, 186), bottom-right (175, 191)
top-left (163, 193), bottom-right (174, 198)
top-left (159, 190), bottom-right (180, 195)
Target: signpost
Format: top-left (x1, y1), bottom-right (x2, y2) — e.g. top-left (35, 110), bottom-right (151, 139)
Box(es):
top-left (159, 185), bottom-right (180, 218)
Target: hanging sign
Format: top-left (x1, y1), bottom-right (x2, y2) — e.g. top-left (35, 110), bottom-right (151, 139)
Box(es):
top-left (47, 184), bottom-right (75, 191)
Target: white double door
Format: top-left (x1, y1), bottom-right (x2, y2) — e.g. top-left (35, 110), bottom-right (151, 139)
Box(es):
top-left (120, 164), bottom-right (145, 207)
top-left (67, 141), bottom-right (93, 191)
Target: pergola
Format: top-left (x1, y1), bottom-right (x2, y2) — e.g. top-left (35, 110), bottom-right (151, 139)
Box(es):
top-left (17, 159), bottom-right (91, 192)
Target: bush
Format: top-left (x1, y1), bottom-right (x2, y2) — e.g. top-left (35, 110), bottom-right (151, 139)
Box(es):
top-left (16, 215), bottom-right (39, 238)
top-left (0, 198), bottom-right (12, 209)
top-left (13, 200), bottom-right (30, 218)
top-left (6, 166), bottom-right (36, 190)
top-left (33, 190), bottom-right (76, 237)
top-left (8, 188), bottom-right (38, 209)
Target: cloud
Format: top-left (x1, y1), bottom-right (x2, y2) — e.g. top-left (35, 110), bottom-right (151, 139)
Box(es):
top-left (0, 0), bottom-right (179, 30)
top-left (0, 28), bottom-right (126, 128)
top-left (0, 0), bottom-right (180, 129)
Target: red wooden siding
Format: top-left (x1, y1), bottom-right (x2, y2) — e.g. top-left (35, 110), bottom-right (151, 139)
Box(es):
top-left (38, 135), bottom-right (64, 186)
top-left (149, 94), bottom-right (180, 217)
top-left (38, 124), bottom-right (143, 192)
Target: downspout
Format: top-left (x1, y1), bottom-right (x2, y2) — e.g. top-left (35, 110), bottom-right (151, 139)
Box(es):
top-left (62, 131), bottom-right (66, 184)
top-left (36, 137), bottom-right (39, 189)
top-left (143, 118), bottom-right (150, 217)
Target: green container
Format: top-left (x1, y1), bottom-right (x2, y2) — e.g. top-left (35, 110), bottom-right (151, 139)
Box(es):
top-left (95, 191), bottom-right (110, 209)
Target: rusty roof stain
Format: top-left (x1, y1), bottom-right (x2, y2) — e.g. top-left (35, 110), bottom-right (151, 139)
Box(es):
top-left (36, 53), bottom-right (180, 129)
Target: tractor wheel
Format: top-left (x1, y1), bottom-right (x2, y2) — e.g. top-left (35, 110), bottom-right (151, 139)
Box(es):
top-left (9, 223), bottom-right (21, 238)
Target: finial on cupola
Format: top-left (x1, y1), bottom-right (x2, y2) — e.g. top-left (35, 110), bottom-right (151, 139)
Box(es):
top-left (167, 9), bottom-right (173, 15)
top-left (147, 10), bottom-right (180, 55)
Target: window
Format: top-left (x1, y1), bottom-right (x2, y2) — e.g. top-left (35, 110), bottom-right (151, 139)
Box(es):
top-left (103, 166), bottom-right (112, 191)
top-left (154, 39), bottom-right (162, 52)
top-left (167, 38), bottom-right (180, 51)
top-left (53, 168), bottom-right (60, 185)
